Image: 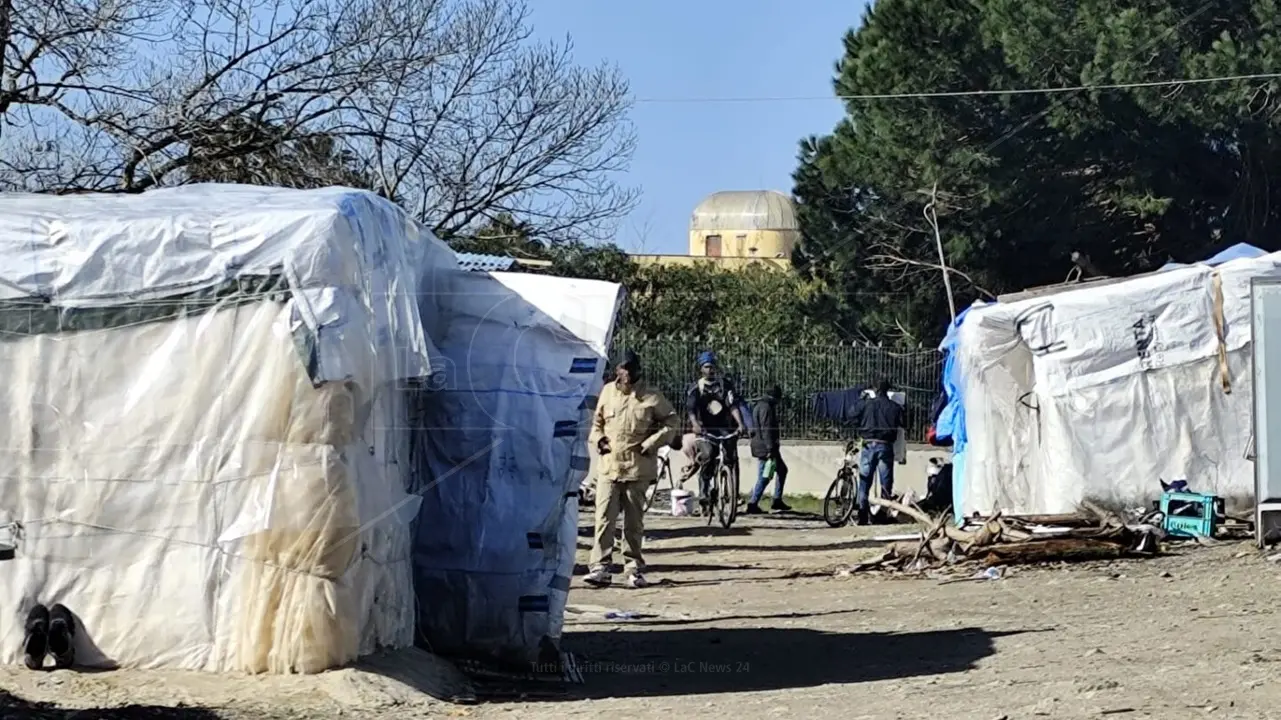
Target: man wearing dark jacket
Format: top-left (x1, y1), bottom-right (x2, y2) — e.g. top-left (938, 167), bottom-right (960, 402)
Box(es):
top-left (746, 385), bottom-right (791, 514)
top-left (855, 378), bottom-right (905, 525)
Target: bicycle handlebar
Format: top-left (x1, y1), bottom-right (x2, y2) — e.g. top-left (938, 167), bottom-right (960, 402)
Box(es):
top-left (699, 430), bottom-right (741, 442)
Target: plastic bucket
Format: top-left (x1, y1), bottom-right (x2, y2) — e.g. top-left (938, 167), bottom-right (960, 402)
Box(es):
top-left (671, 489), bottom-right (696, 517)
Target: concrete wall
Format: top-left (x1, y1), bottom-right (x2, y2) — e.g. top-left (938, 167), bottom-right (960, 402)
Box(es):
top-left (588, 441), bottom-right (952, 499)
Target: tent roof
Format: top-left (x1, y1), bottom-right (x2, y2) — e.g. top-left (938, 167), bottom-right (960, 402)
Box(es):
top-left (0, 183), bottom-right (440, 382)
top-left (1000, 243), bottom-right (1272, 303)
top-left (0, 184), bottom-right (429, 305)
top-left (1161, 242), bottom-right (1268, 271)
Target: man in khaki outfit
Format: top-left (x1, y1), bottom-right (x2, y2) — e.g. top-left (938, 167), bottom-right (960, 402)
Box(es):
top-left (585, 350), bottom-right (679, 589)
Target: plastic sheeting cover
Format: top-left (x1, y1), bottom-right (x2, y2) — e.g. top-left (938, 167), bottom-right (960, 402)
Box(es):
top-left (0, 184), bottom-right (440, 383)
top-left (1160, 242), bottom-right (1268, 271)
top-left (937, 305), bottom-right (980, 524)
top-left (934, 304), bottom-right (977, 445)
top-left (956, 252), bottom-right (1281, 515)
top-left (409, 269), bottom-right (623, 665)
top-left (0, 185), bottom-right (446, 672)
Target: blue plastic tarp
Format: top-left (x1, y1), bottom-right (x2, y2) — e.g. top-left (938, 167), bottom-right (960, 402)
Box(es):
top-left (936, 304), bottom-right (981, 525)
top-left (1160, 242), bottom-right (1267, 271)
top-left (934, 305), bottom-right (975, 444)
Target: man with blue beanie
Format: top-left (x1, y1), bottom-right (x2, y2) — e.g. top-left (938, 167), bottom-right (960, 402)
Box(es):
top-left (683, 350), bottom-right (746, 514)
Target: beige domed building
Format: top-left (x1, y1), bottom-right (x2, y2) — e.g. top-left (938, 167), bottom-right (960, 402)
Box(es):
top-left (630, 190), bottom-right (799, 270)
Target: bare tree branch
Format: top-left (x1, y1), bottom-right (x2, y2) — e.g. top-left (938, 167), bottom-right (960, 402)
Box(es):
top-left (0, 0), bottom-right (637, 242)
top-left (866, 239), bottom-right (998, 300)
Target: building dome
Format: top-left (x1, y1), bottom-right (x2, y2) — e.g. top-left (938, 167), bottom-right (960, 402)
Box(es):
top-left (690, 190), bottom-right (798, 233)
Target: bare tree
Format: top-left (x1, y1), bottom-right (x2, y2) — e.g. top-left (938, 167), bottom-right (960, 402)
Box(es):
top-left (0, 0), bottom-right (638, 241)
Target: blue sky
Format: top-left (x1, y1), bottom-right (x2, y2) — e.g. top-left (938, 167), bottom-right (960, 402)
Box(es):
top-left (531, 1), bottom-right (865, 254)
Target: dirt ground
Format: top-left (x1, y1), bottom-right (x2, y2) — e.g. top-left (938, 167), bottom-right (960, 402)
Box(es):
top-left (4, 510), bottom-right (1281, 719)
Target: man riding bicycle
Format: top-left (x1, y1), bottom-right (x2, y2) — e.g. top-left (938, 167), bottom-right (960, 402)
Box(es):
top-left (683, 351), bottom-right (746, 512)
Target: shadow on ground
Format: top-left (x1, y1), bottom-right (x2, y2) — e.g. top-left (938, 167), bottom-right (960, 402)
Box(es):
top-left (567, 626), bottom-right (1026, 698)
top-left (578, 524), bottom-right (754, 541)
top-left (0, 691), bottom-right (221, 719)
top-left (644, 539), bottom-right (886, 555)
top-left (569, 608), bottom-right (865, 627)
top-left (573, 562), bottom-right (759, 576)
top-left (642, 525), bottom-right (753, 540)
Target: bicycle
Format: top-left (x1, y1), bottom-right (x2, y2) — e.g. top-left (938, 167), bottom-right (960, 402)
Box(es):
top-left (643, 446), bottom-right (677, 512)
top-left (698, 431), bottom-right (741, 529)
top-left (823, 439), bottom-right (863, 527)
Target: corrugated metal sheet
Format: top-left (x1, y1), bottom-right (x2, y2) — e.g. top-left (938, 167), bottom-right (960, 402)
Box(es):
top-left (689, 190), bottom-right (798, 232)
top-left (456, 252), bottom-right (517, 272)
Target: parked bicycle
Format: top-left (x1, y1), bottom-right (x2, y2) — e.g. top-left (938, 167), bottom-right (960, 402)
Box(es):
top-left (823, 439), bottom-right (863, 527)
top-left (643, 446), bottom-right (677, 512)
top-left (698, 430), bottom-right (741, 529)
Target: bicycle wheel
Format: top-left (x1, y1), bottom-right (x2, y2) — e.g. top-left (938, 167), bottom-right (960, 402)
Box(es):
top-left (823, 469), bottom-right (856, 528)
top-left (716, 464), bottom-right (738, 529)
top-left (703, 467), bottom-right (715, 526)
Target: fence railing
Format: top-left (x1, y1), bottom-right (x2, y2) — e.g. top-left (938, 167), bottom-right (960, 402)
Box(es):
top-left (610, 334), bottom-right (944, 443)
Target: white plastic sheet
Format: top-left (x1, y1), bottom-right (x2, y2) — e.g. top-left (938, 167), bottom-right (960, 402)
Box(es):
top-left (0, 185), bottom-right (443, 672)
top-left (957, 253), bottom-right (1281, 515)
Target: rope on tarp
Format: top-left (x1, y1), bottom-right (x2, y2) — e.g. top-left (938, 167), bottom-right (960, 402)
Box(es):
top-left (1212, 271), bottom-right (1232, 394)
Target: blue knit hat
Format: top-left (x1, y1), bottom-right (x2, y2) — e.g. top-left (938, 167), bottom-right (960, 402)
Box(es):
top-left (697, 350), bottom-right (717, 367)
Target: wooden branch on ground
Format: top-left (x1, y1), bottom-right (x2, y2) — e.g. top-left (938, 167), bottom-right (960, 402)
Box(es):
top-left (871, 496), bottom-right (977, 545)
top-left (979, 538), bottom-right (1131, 567)
top-left (851, 497), bottom-right (1163, 575)
top-left (971, 513), bottom-right (1098, 528)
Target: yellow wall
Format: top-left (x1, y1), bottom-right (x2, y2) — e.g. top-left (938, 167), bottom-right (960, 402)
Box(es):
top-left (628, 254), bottom-right (791, 270)
top-left (688, 228), bottom-right (799, 260)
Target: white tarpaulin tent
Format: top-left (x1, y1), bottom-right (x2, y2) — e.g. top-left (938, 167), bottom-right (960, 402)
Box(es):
top-left (956, 250), bottom-right (1281, 516)
top-left (0, 185), bottom-right (448, 672)
top-left (0, 184), bottom-right (625, 676)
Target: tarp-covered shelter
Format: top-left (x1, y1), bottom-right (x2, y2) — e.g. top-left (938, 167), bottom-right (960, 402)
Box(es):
top-left (0, 185), bottom-right (620, 673)
top-left (409, 270), bottom-right (620, 665)
top-left (952, 245), bottom-right (1278, 516)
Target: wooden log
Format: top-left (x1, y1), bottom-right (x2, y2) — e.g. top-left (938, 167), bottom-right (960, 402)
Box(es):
top-left (990, 513), bottom-right (1096, 528)
top-left (967, 512), bottom-right (1006, 549)
top-left (979, 538), bottom-right (1131, 567)
top-left (911, 514), bottom-right (951, 566)
top-left (928, 537), bottom-right (953, 559)
top-left (869, 496), bottom-right (934, 527)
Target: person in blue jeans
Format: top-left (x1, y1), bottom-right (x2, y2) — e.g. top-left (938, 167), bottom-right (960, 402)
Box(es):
top-left (854, 378), bottom-right (905, 525)
top-left (746, 385), bottom-right (790, 514)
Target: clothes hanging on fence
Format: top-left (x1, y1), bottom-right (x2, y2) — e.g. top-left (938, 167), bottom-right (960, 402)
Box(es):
top-left (811, 384), bottom-right (870, 425)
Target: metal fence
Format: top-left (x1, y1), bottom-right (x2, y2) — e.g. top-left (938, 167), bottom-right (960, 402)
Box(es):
top-left (610, 334), bottom-right (944, 442)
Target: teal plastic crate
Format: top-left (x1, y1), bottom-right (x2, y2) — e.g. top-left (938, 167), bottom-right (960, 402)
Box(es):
top-left (1160, 490), bottom-right (1217, 538)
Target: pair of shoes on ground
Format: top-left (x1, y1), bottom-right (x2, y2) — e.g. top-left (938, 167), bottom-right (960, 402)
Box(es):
top-left (23, 604), bottom-right (76, 671)
top-left (744, 499), bottom-right (793, 515)
top-left (583, 568), bottom-right (650, 589)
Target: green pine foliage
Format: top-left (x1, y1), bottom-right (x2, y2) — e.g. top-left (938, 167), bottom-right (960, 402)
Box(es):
top-left (794, 0), bottom-right (1281, 344)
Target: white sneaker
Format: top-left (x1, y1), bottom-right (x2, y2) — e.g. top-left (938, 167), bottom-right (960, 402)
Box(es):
top-left (625, 573), bottom-right (650, 589)
top-left (583, 568), bottom-right (612, 588)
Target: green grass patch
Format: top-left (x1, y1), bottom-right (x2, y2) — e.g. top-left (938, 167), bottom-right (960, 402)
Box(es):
top-left (742, 493), bottom-right (824, 514)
